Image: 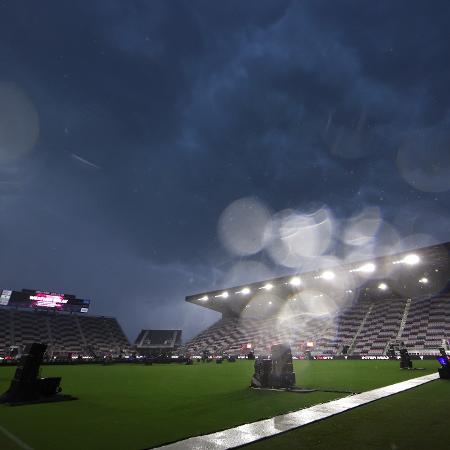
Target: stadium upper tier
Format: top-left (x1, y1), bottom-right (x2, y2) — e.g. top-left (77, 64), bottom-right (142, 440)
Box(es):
top-left (0, 308), bottom-right (130, 356)
top-left (186, 242), bottom-right (450, 318)
top-left (185, 242), bottom-right (450, 356)
top-left (185, 292), bottom-right (450, 356)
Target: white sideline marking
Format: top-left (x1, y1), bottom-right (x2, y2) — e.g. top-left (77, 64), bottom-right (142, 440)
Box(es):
top-left (0, 424), bottom-right (34, 450)
top-left (152, 373), bottom-right (439, 450)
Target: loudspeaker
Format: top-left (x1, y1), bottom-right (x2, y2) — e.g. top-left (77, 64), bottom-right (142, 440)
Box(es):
top-left (0, 343), bottom-right (47, 403)
top-left (271, 344), bottom-right (295, 388)
top-left (15, 343), bottom-right (46, 382)
top-left (400, 348), bottom-right (412, 369)
top-left (438, 353), bottom-right (450, 379)
top-left (250, 344), bottom-right (296, 389)
top-left (38, 377), bottom-right (62, 397)
top-left (387, 344), bottom-right (396, 359)
top-left (439, 367), bottom-right (450, 379)
top-left (0, 343), bottom-right (74, 405)
top-left (251, 359), bottom-right (272, 388)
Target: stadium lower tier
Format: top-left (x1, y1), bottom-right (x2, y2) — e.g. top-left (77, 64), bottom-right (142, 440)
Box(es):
top-left (186, 294), bottom-right (450, 356)
top-left (0, 308), bottom-right (130, 356)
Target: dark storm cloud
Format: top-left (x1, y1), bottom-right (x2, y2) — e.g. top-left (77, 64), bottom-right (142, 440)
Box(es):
top-left (1, 1), bottom-right (450, 339)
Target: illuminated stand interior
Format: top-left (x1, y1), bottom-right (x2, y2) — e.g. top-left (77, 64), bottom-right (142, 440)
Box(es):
top-left (186, 242), bottom-right (450, 357)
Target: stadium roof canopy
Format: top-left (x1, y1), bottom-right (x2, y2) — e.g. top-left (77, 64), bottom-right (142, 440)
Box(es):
top-left (186, 242), bottom-right (450, 317)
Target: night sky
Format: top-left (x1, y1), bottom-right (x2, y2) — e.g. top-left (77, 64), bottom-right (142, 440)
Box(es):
top-left (1, 1), bottom-right (450, 341)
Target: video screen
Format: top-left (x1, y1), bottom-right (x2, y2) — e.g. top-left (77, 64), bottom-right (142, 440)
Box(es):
top-left (0, 289), bottom-right (90, 313)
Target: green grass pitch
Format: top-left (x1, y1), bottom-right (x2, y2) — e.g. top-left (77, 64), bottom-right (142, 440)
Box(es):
top-left (0, 360), bottom-right (446, 450)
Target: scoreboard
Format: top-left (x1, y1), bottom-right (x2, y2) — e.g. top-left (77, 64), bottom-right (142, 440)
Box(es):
top-left (0, 289), bottom-right (90, 313)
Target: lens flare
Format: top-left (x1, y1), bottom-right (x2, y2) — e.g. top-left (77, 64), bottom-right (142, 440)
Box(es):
top-left (342, 207), bottom-right (382, 247)
top-left (0, 82), bottom-right (40, 163)
top-left (218, 197), bottom-right (272, 256)
top-left (402, 254), bottom-right (420, 265)
top-left (321, 270), bottom-right (335, 280)
top-left (267, 207), bottom-right (334, 268)
top-left (397, 130), bottom-right (450, 193)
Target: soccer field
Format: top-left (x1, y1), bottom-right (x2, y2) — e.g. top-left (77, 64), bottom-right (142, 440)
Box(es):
top-left (0, 360), bottom-right (445, 450)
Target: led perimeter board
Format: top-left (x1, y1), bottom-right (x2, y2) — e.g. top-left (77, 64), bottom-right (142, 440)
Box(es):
top-left (0, 289), bottom-right (90, 313)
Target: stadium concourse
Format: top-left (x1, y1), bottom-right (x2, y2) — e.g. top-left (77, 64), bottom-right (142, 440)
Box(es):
top-left (185, 242), bottom-right (450, 358)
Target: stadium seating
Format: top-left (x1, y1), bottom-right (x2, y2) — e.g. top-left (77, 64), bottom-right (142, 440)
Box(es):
top-left (2, 292), bottom-right (449, 358)
top-left (186, 315), bottom-right (337, 355)
top-left (0, 308), bottom-right (130, 356)
top-left (400, 294), bottom-right (450, 352)
top-left (352, 298), bottom-right (406, 355)
top-left (186, 293), bottom-right (450, 356)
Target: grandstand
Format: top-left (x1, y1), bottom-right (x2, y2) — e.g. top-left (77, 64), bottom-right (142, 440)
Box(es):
top-left (185, 242), bottom-right (450, 357)
top-left (0, 243), bottom-right (449, 450)
top-left (135, 329), bottom-right (182, 355)
top-left (0, 308), bottom-right (130, 358)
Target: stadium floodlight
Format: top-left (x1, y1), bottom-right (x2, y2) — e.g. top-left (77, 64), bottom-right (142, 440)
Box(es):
top-left (198, 295), bottom-right (209, 302)
top-left (268, 301), bottom-right (272, 305)
top-left (321, 271), bottom-right (335, 281)
top-left (378, 283), bottom-right (388, 291)
top-left (359, 263), bottom-right (376, 273)
top-left (419, 277), bottom-right (428, 284)
top-left (402, 254), bottom-right (420, 265)
top-left (215, 291), bottom-right (229, 299)
top-left (289, 276), bottom-right (301, 287)
top-left (260, 283), bottom-right (274, 291)
top-left (236, 287), bottom-right (251, 295)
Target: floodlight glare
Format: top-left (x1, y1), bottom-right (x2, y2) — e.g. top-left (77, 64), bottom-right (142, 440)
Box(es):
top-left (378, 283), bottom-right (388, 291)
top-left (419, 277), bottom-right (428, 284)
top-left (402, 254), bottom-right (420, 265)
top-left (241, 287), bottom-right (251, 295)
top-left (321, 271), bottom-right (335, 280)
top-left (359, 263), bottom-right (376, 273)
top-left (350, 263), bottom-right (376, 273)
top-left (198, 295), bottom-right (209, 301)
top-left (289, 277), bottom-right (301, 287)
top-left (215, 291), bottom-right (229, 299)
top-left (262, 283), bottom-right (273, 291)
